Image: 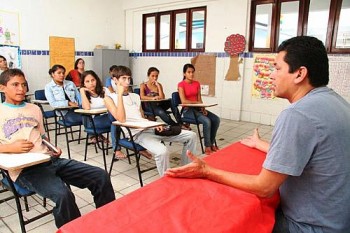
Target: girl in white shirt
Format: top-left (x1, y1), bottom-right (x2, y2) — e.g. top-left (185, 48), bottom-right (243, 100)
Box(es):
top-left (80, 70), bottom-right (125, 158)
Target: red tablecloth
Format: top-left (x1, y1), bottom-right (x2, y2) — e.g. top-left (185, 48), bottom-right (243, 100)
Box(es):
top-left (57, 142), bottom-right (280, 233)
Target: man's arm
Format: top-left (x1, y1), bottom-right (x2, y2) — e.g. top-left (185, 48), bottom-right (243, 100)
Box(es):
top-left (0, 140), bottom-right (34, 153)
top-left (166, 151), bottom-right (287, 198)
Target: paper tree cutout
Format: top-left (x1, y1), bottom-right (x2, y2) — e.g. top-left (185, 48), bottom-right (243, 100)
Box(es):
top-left (224, 34), bottom-right (246, 81)
top-left (224, 34), bottom-right (246, 56)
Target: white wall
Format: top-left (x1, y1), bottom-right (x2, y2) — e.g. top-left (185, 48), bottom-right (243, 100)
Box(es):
top-left (0, 0), bottom-right (124, 91)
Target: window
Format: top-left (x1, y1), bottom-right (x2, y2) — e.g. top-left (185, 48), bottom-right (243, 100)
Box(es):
top-left (143, 6), bottom-right (206, 52)
top-left (249, 0), bottom-right (350, 53)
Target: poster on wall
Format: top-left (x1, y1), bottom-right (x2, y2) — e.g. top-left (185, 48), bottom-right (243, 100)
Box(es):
top-left (0, 45), bottom-right (21, 69)
top-left (0, 10), bottom-right (20, 46)
top-left (49, 36), bottom-right (75, 72)
top-left (251, 54), bottom-right (275, 99)
top-left (328, 56), bottom-right (350, 103)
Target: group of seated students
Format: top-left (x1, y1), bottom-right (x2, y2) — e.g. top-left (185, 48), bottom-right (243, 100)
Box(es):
top-left (0, 58), bottom-right (221, 228)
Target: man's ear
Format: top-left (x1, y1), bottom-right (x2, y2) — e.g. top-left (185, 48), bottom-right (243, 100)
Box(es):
top-left (294, 66), bottom-right (308, 84)
top-left (0, 84), bottom-right (5, 91)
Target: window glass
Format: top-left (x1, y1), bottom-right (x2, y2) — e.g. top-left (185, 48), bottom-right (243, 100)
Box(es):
top-left (175, 12), bottom-right (187, 49)
top-left (307, 0), bottom-right (331, 45)
top-left (254, 4), bottom-right (273, 48)
top-left (278, 1), bottom-right (299, 46)
top-left (335, 0), bottom-right (350, 48)
top-left (160, 14), bottom-right (170, 50)
top-left (191, 10), bottom-right (205, 49)
top-left (146, 16), bottom-right (156, 50)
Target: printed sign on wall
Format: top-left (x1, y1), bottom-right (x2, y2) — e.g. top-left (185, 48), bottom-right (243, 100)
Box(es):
top-left (251, 54), bottom-right (275, 99)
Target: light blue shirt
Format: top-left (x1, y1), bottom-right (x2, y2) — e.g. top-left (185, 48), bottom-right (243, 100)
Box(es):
top-left (45, 80), bottom-right (81, 114)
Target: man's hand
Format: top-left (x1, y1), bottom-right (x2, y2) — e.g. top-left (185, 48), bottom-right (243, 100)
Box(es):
top-left (165, 150), bottom-right (209, 178)
top-left (155, 125), bottom-right (164, 132)
top-left (9, 139), bottom-right (34, 153)
top-left (240, 128), bottom-right (260, 148)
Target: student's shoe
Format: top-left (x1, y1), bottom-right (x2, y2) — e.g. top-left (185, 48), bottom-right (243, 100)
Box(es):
top-left (205, 147), bottom-right (212, 155)
top-left (211, 145), bottom-right (219, 152)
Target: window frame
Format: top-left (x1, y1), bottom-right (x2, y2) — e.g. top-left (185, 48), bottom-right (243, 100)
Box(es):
top-left (249, 0), bottom-right (350, 54)
top-left (142, 6), bottom-right (207, 52)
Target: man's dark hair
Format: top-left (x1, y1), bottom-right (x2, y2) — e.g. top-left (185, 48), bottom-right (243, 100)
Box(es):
top-left (0, 68), bottom-right (25, 86)
top-left (277, 36), bottom-right (329, 87)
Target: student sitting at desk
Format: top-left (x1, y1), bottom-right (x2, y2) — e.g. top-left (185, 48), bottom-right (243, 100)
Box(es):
top-left (167, 36), bottom-right (350, 233)
top-left (178, 63), bottom-right (220, 155)
top-left (45, 64), bottom-right (82, 124)
top-left (80, 70), bottom-right (125, 158)
top-left (0, 69), bottom-right (115, 228)
top-left (104, 65), bottom-right (197, 176)
top-left (140, 67), bottom-right (177, 125)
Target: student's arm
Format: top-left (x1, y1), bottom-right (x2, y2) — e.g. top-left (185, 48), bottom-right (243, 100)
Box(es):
top-left (44, 84), bottom-right (68, 108)
top-left (196, 84), bottom-right (203, 104)
top-left (104, 87), bottom-right (126, 123)
top-left (80, 88), bottom-right (91, 110)
top-left (0, 140), bottom-right (34, 153)
top-left (166, 151), bottom-right (287, 198)
top-left (156, 82), bottom-right (165, 99)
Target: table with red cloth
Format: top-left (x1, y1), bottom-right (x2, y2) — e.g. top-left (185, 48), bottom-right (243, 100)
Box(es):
top-left (57, 142), bottom-right (280, 233)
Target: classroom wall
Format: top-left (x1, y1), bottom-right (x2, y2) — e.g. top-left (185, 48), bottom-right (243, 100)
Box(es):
top-left (0, 0), bottom-right (124, 92)
top-left (123, 0), bottom-right (289, 125)
top-left (3, 0), bottom-right (343, 126)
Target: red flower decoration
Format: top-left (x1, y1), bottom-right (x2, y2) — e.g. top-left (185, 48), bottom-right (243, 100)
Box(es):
top-left (224, 34), bottom-right (246, 56)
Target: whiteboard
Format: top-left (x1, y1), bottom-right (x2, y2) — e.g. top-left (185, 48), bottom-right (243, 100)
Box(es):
top-left (328, 55), bottom-right (350, 103)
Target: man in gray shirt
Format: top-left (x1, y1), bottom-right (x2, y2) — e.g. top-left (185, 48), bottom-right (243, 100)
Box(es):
top-left (166, 36), bottom-right (350, 233)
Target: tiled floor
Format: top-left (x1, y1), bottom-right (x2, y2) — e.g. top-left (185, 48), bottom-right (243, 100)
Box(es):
top-left (0, 119), bottom-right (273, 233)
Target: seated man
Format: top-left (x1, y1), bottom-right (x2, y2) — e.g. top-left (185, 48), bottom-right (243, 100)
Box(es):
top-left (0, 69), bottom-right (115, 228)
top-left (104, 65), bottom-right (197, 176)
top-left (166, 36), bottom-right (350, 233)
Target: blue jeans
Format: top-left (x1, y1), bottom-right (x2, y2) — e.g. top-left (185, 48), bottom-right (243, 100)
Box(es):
top-left (16, 157), bottom-right (115, 228)
top-left (63, 110), bottom-right (83, 124)
top-left (183, 108), bottom-right (220, 147)
top-left (144, 102), bottom-right (177, 125)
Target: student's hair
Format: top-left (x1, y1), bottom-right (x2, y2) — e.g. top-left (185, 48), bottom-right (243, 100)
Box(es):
top-left (0, 55), bottom-right (7, 61)
top-left (277, 36), bottom-right (329, 87)
top-left (109, 65), bottom-right (118, 72)
top-left (147, 67), bottom-right (159, 76)
top-left (0, 68), bottom-right (25, 86)
top-left (111, 65), bottom-right (132, 79)
top-left (48, 64), bottom-right (66, 76)
top-left (81, 70), bottom-right (105, 101)
top-left (182, 63), bottom-right (195, 80)
top-left (74, 58), bottom-right (85, 69)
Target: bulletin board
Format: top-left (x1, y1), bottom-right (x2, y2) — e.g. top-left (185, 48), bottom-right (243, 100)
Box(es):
top-left (49, 36), bottom-right (75, 71)
top-left (191, 54), bottom-right (216, 96)
top-left (251, 54), bottom-right (275, 99)
top-left (0, 45), bottom-right (21, 68)
top-left (328, 56), bottom-right (350, 103)
top-left (0, 10), bottom-right (20, 46)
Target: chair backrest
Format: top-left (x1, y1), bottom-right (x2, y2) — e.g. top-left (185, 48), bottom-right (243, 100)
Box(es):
top-left (134, 88), bottom-right (140, 95)
top-left (34, 89), bottom-right (47, 101)
top-left (171, 92), bottom-right (181, 107)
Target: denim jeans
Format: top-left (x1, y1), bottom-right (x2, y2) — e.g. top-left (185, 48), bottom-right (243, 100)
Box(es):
top-left (144, 102), bottom-right (177, 125)
top-left (16, 157), bottom-right (115, 228)
top-left (63, 110), bottom-right (83, 124)
top-left (183, 108), bottom-right (220, 147)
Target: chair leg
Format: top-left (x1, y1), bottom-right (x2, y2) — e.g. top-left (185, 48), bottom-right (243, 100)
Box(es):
top-left (64, 126), bottom-right (71, 159)
top-left (23, 196), bottom-right (30, 212)
top-left (84, 135), bottom-right (89, 161)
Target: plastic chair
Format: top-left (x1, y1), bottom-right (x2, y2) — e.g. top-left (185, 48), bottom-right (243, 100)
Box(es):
top-left (0, 170), bottom-right (52, 233)
top-left (54, 108), bottom-right (84, 159)
top-left (33, 90), bottom-right (55, 140)
top-left (108, 113), bottom-right (156, 187)
top-left (171, 92), bottom-right (205, 153)
top-left (82, 115), bottom-right (111, 171)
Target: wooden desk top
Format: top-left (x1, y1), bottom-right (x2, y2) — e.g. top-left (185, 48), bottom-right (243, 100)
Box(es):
top-left (0, 153), bottom-right (50, 171)
top-left (112, 120), bottom-right (165, 129)
top-left (75, 108), bottom-right (108, 115)
top-left (179, 103), bottom-right (218, 107)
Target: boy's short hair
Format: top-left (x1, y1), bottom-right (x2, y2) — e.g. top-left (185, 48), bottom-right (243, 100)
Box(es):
top-left (109, 65), bottom-right (118, 72)
top-left (0, 68), bottom-right (25, 86)
top-left (110, 65), bottom-right (132, 79)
